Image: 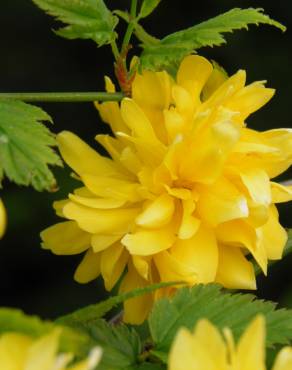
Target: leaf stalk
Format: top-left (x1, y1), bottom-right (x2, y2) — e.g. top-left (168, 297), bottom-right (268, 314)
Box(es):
top-left (121, 0), bottom-right (138, 53)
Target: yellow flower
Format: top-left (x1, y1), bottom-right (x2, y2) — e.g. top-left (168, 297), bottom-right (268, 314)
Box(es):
top-left (41, 55), bottom-right (292, 324)
top-left (168, 315), bottom-right (292, 370)
top-left (0, 329), bottom-right (102, 370)
top-left (0, 198), bottom-right (6, 238)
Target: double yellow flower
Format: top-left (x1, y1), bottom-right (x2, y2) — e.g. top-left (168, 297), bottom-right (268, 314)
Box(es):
top-left (169, 315), bottom-right (292, 370)
top-left (41, 55), bottom-right (292, 324)
top-left (0, 329), bottom-right (102, 370)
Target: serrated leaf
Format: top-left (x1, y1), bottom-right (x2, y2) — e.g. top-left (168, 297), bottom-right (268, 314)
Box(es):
top-left (149, 284), bottom-right (292, 352)
top-left (57, 281), bottom-right (182, 328)
top-left (81, 319), bottom-right (141, 370)
top-left (0, 100), bottom-right (61, 191)
top-left (32, 0), bottom-right (118, 46)
top-left (140, 8), bottom-right (286, 71)
top-left (0, 308), bottom-right (91, 357)
top-left (139, 0), bottom-right (161, 19)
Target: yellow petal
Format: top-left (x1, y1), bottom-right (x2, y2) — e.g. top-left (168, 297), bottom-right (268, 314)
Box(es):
top-left (239, 168), bottom-right (271, 206)
top-left (132, 70), bottom-right (171, 111)
top-left (95, 76), bottom-right (129, 134)
top-left (57, 131), bottom-right (121, 177)
top-left (271, 182), bottom-right (292, 203)
top-left (53, 199), bottom-right (69, 218)
top-left (236, 315), bottom-right (266, 370)
top-left (165, 185), bottom-right (192, 200)
top-left (246, 202), bottom-right (269, 228)
top-left (261, 129), bottom-right (292, 156)
top-left (41, 221), bottom-right (90, 255)
top-left (69, 193), bottom-right (126, 209)
top-left (204, 69), bottom-right (246, 108)
top-left (179, 119), bottom-right (240, 184)
top-left (154, 250), bottom-right (197, 284)
top-left (202, 62), bottom-right (228, 101)
top-left (171, 224), bottom-right (218, 283)
top-left (81, 174), bottom-right (142, 202)
top-left (25, 329), bottom-right (60, 370)
top-left (215, 244), bottom-right (256, 290)
top-left (0, 198), bottom-right (6, 238)
top-left (197, 177), bottom-right (249, 226)
top-left (95, 134), bottom-right (124, 162)
top-left (0, 333), bottom-right (32, 370)
top-left (122, 222), bottom-right (176, 256)
top-left (132, 255), bottom-right (151, 280)
top-left (95, 134), bottom-right (134, 176)
top-left (178, 199), bottom-right (200, 239)
top-left (216, 219), bottom-right (267, 274)
top-left (63, 202), bottom-right (139, 234)
top-left (136, 194), bottom-right (175, 228)
top-left (225, 81), bottom-right (275, 122)
top-left (121, 98), bottom-right (161, 144)
top-left (169, 328), bottom-right (199, 370)
top-left (177, 55), bottom-right (213, 99)
top-left (91, 234), bottom-right (121, 253)
top-left (272, 347), bottom-right (292, 370)
top-left (119, 262), bottom-right (153, 324)
top-left (193, 319), bottom-right (227, 369)
top-left (164, 108), bottom-right (186, 144)
top-left (117, 132), bottom-right (165, 167)
top-left (172, 85), bottom-right (194, 117)
top-left (257, 205), bottom-right (287, 260)
top-left (101, 242), bottom-right (128, 290)
top-left (120, 146), bottom-right (142, 174)
top-left (169, 325), bottom-right (218, 370)
top-left (74, 249), bottom-right (101, 284)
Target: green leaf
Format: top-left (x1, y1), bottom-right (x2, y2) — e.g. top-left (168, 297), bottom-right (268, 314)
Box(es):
top-left (0, 100), bottom-right (61, 191)
top-left (149, 284), bottom-right (292, 352)
top-left (57, 281), bottom-right (182, 328)
top-left (139, 0), bottom-right (161, 19)
top-left (149, 350), bottom-right (168, 364)
top-left (0, 308), bottom-right (91, 357)
top-left (32, 0), bottom-right (118, 46)
top-left (140, 8), bottom-right (286, 71)
top-left (81, 319), bottom-right (141, 370)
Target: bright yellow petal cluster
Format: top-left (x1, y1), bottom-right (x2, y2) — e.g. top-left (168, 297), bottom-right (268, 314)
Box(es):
top-left (0, 329), bottom-right (102, 370)
top-left (41, 55), bottom-right (292, 324)
top-left (0, 198), bottom-right (6, 238)
top-left (168, 315), bottom-right (292, 370)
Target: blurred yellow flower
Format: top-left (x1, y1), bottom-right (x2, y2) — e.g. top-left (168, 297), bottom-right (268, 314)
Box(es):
top-left (0, 198), bottom-right (6, 239)
top-left (168, 315), bottom-right (292, 370)
top-left (0, 328), bottom-right (102, 370)
top-left (41, 55), bottom-right (292, 324)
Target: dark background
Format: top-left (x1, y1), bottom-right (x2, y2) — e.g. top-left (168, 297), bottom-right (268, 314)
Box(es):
top-left (0, 0), bottom-right (291, 320)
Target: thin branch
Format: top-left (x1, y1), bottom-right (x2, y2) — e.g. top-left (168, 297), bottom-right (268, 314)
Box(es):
top-left (121, 0), bottom-right (138, 53)
top-left (0, 92), bottom-right (124, 103)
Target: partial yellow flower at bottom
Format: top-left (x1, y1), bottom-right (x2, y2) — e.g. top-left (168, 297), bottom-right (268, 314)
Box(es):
top-left (169, 315), bottom-right (292, 370)
top-left (0, 198), bottom-right (6, 238)
top-left (0, 328), bottom-right (102, 370)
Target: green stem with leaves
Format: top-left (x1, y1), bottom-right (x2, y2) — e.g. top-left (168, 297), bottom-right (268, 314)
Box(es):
top-left (0, 92), bottom-right (124, 103)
